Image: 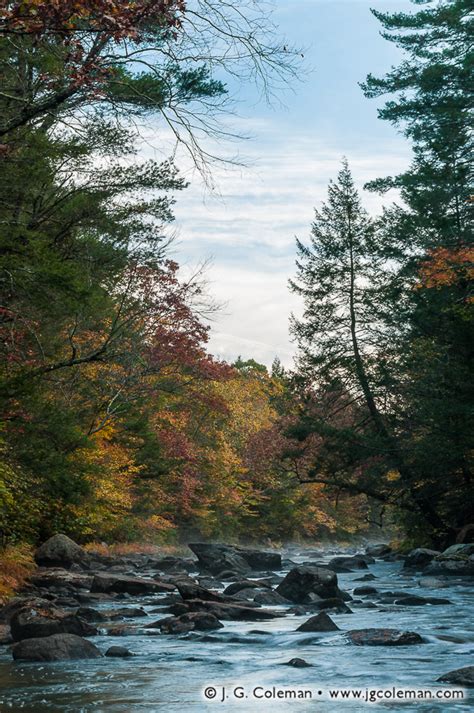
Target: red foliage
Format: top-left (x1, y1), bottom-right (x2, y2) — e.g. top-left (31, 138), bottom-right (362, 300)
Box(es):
top-left (0, 1), bottom-right (185, 39)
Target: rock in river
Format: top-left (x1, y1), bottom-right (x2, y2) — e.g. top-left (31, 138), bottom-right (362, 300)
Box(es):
top-left (12, 633), bottom-right (102, 661)
top-left (276, 566), bottom-right (339, 603)
top-left (105, 646), bottom-right (134, 657)
top-left (296, 612), bottom-right (339, 632)
top-left (91, 573), bottom-right (175, 595)
top-left (345, 629), bottom-right (424, 646)
top-left (180, 599), bottom-right (280, 621)
top-left (10, 605), bottom-right (97, 641)
top-left (403, 548), bottom-right (440, 570)
top-left (283, 658), bottom-right (312, 668)
top-left (158, 612), bottom-right (223, 634)
top-left (365, 544), bottom-right (392, 557)
top-left (188, 543), bottom-right (281, 574)
top-left (437, 666), bottom-right (474, 688)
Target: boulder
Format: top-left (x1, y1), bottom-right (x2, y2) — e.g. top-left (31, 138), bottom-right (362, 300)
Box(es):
top-left (188, 543), bottom-right (281, 574)
top-left (105, 646), bottom-right (134, 657)
top-left (158, 612), bottom-right (223, 634)
top-left (437, 666), bottom-right (474, 688)
top-left (223, 580), bottom-right (269, 597)
top-left (90, 574), bottom-right (175, 595)
top-left (253, 590), bottom-right (290, 605)
top-left (176, 581), bottom-right (227, 603)
top-left (181, 598), bottom-right (279, 621)
top-left (365, 544), bottom-right (392, 557)
top-left (29, 569), bottom-right (92, 591)
top-left (10, 605), bottom-right (97, 641)
top-left (424, 556), bottom-right (474, 577)
top-left (0, 597), bottom-right (51, 624)
top-left (296, 612), bottom-right (339, 632)
top-left (327, 556), bottom-right (368, 571)
top-left (149, 556), bottom-right (196, 573)
top-left (441, 543), bottom-right (474, 557)
top-left (34, 534), bottom-right (88, 569)
top-left (276, 566), bottom-right (339, 603)
top-left (12, 633), bottom-right (102, 661)
top-left (403, 548), bottom-right (440, 570)
top-left (346, 629), bottom-right (423, 646)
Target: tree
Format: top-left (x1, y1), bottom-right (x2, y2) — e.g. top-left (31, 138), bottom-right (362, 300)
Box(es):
top-left (0, 0), bottom-right (299, 169)
top-left (361, 0), bottom-right (472, 240)
top-left (289, 160), bottom-right (460, 542)
top-left (361, 0), bottom-right (474, 543)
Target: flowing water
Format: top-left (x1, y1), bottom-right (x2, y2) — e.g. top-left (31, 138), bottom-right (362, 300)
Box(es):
top-left (0, 550), bottom-right (472, 712)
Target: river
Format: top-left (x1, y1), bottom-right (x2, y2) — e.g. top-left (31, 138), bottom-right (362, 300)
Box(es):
top-left (0, 548), bottom-right (472, 712)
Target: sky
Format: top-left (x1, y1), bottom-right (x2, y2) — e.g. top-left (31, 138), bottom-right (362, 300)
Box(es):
top-left (147, 0), bottom-right (415, 368)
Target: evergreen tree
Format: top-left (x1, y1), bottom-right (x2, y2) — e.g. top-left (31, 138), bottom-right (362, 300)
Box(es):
top-left (363, 0), bottom-right (473, 542)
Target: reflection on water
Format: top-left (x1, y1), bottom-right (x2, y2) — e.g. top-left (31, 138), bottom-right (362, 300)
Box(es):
top-left (0, 554), bottom-right (473, 712)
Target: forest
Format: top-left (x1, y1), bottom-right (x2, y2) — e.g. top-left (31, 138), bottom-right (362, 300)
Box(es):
top-left (0, 0), bottom-right (472, 595)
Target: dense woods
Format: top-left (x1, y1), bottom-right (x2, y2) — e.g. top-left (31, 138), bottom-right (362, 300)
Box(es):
top-left (0, 0), bottom-right (472, 557)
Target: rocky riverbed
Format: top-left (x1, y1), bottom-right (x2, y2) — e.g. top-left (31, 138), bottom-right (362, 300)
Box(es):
top-left (0, 536), bottom-right (473, 711)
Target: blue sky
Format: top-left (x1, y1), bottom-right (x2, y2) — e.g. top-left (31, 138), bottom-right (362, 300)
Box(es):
top-left (152, 0), bottom-right (415, 367)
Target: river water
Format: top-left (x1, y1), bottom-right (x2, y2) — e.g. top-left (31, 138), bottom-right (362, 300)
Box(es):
top-left (0, 550), bottom-right (472, 712)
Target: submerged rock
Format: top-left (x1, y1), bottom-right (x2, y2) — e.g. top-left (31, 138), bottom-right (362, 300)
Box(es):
top-left (354, 574), bottom-right (377, 582)
top-left (418, 577), bottom-right (449, 589)
top-left (12, 633), bottom-right (102, 661)
top-left (283, 658), bottom-right (312, 668)
top-left (345, 629), bottom-right (423, 646)
top-left (394, 595), bottom-right (451, 606)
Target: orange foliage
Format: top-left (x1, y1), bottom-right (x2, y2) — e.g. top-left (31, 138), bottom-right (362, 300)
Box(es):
top-left (417, 246), bottom-right (474, 290)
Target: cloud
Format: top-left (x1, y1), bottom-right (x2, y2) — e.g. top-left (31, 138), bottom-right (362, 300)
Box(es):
top-left (152, 119), bottom-right (411, 368)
